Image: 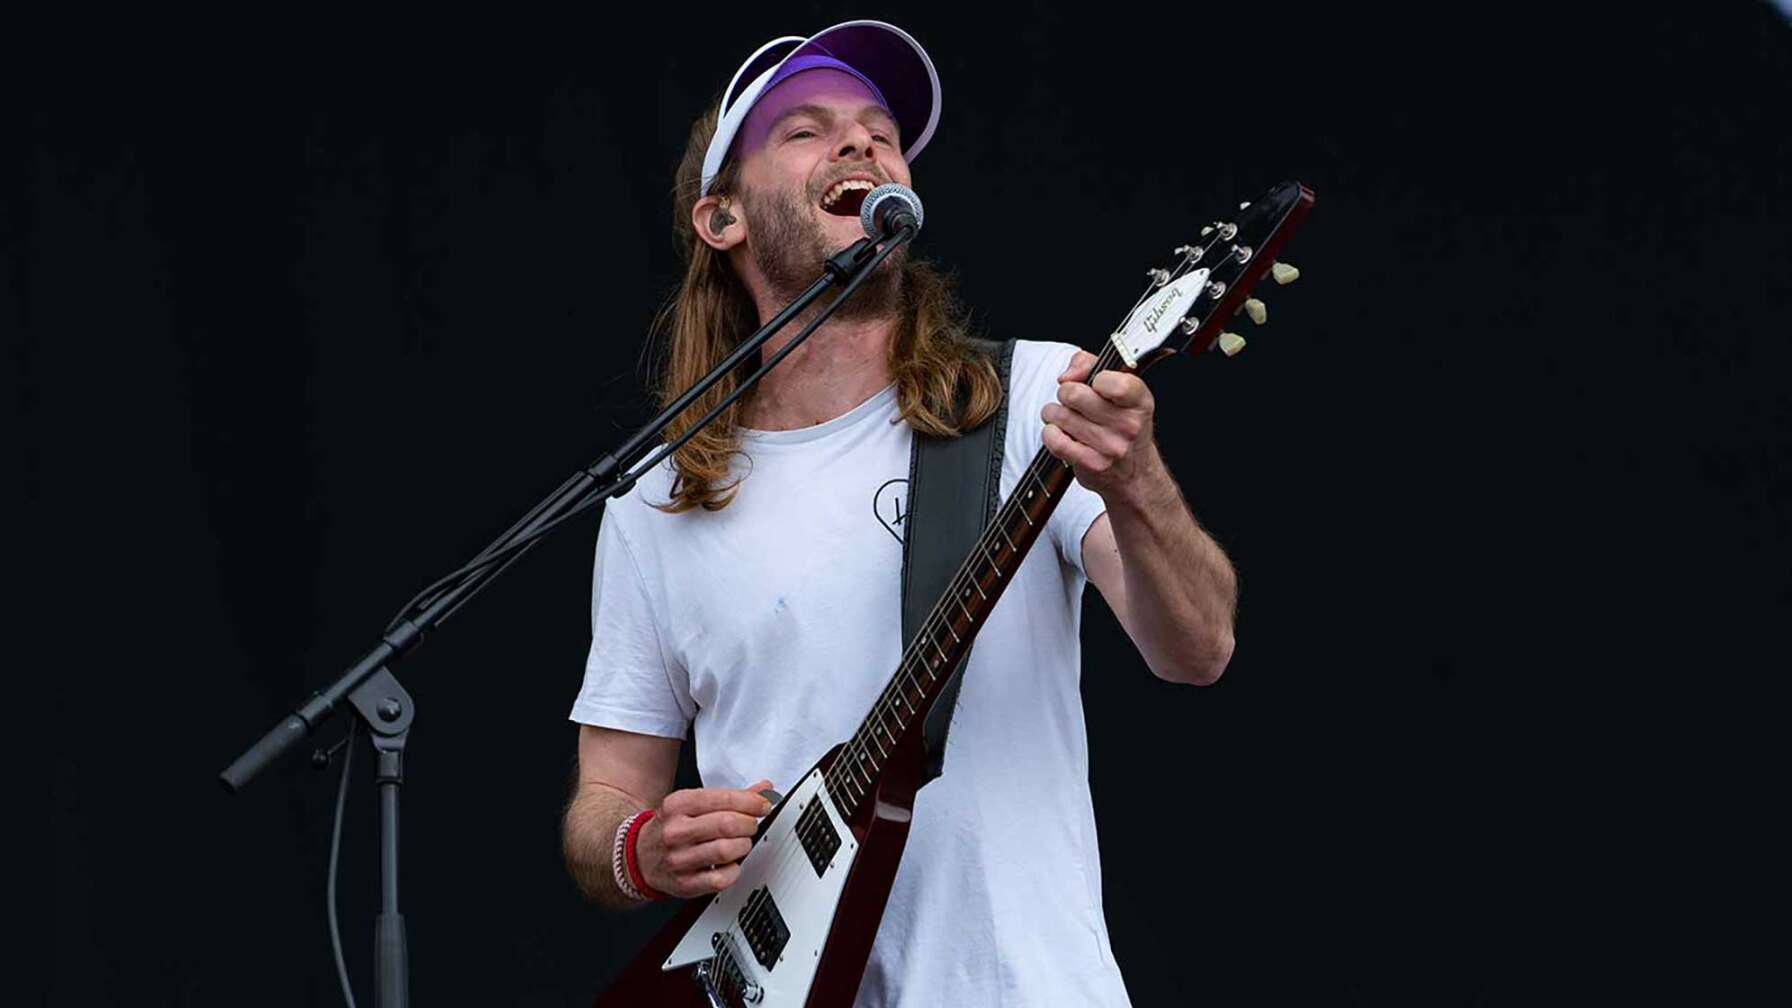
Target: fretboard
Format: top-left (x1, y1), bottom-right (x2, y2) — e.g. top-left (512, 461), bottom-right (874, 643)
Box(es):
top-left (824, 342), bottom-right (1131, 818)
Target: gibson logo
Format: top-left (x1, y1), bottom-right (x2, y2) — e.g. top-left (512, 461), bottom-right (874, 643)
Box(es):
top-left (1141, 289), bottom-right (1179, 334)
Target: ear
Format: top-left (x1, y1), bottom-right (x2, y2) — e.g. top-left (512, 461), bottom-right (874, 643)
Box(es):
top-left (693, 193), bottom-right (745, 251)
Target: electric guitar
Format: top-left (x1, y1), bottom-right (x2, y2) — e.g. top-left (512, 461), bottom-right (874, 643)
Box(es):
top-left (594, 180), bottom-right (1316, 1007)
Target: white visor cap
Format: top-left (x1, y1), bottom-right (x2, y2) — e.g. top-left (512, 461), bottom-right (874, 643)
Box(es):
top-left (699, 20), bottom-right (942, 196)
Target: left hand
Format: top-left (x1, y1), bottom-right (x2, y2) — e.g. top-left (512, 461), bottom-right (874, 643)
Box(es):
top-left (1041, 349), bottom-right (1162, 500)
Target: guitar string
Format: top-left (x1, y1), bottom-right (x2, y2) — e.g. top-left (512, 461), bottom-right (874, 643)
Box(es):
top-left (823, 337), bottom-right (1130, 808)
top-left (743, 343), bottom-right (1123, 926)
top-left (744, 241), bottom-right (1221, 934)
top-left (822, 238), bottom-right (1223, 807)
top-left (723, 241), bottom-right (1226, 974)
top-left (729, 220), bottom-right (1274, 978)
top-left (819, 245), bottom-right (1219, 806)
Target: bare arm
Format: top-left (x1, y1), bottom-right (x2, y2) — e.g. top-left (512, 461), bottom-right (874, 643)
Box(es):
top-left (563, 723), bottom-right (775, 909)
top-left (1043, 350), bottom-right (1237, 684)
top-left (562, 724), bottom-right (682, 909)
top-left (1081, 499), bottom-right (1236, 684)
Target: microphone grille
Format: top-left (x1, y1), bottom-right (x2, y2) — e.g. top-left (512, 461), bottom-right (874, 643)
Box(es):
top-left (860, 183), bottom-right (924, 238)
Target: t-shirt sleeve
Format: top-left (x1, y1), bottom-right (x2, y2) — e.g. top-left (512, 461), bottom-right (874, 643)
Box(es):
top-left (567, 510), bottom-right (694, 738)
top-left (1005, 340), bottom-right (1109, 579)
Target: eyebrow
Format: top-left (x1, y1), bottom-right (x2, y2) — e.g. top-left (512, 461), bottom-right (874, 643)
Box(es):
top-left (768, 102), bottom-right (899, 136)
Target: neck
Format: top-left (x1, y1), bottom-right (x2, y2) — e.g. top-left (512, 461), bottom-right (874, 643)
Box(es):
top-left (740, 291), bottom-right (898, 432)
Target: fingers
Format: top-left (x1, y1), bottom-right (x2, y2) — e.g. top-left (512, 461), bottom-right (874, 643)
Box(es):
top-left (1042, 422), bottom-right (1111, 476)
top-left (663, 835), bottom-right (754, 873)
top-left (661, 783), bottom-right (774, 818)
top-left (643, 779), bottom-right (775, 897)
top-left (1090, 370), bottom-right (1150, 409)
top-left (672, 862), bottom-right (742, 897)
top-left (1058, 375), bottom-right (1150, 417)
top-left (1057, 352), bottom-right (1149, 407)
top-left (1042, 401), bottom-right (1131, 459)
top-left (1057, 349), bottom-right (1098, 383)
top-left (661, 810), bottom-right (761, 847)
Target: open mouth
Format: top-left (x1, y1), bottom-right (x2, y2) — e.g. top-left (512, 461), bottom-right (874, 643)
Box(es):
top-left (820, 178), bottom-right (876, 219)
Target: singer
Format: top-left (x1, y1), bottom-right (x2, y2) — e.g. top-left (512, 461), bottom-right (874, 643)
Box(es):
top-left (562, 20), bottom-right (1237, 1006)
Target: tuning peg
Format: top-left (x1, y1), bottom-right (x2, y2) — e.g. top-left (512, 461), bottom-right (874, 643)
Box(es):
top-left (1243, 298), bottom-right (1267, 325)
top-left (1146, 268), bottom-right (1171, 286)
top-left (1216, 332), bottom-right (1246, 356)
top-left (1270, 262), bottom-right (1300, 285)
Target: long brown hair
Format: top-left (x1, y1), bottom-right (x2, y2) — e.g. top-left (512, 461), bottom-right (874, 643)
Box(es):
top-left (645, 100), bottom-right (1002, 513)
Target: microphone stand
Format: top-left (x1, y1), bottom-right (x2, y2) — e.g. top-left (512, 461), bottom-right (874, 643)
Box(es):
top-left (219, 224), bottom-right (915, 1008)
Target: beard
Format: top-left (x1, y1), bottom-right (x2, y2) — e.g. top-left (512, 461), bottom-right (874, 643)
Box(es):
top-left (739, 178), bottom-right (907, 322)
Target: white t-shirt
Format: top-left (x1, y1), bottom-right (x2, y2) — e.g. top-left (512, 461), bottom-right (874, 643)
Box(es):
top-left (570, 339), bottom-right (1131, 1007)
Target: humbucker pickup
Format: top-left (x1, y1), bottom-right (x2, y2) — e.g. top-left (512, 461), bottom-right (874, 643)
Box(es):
top-left (738, 886), bottom-right (790, 970)
top-left (795, 800), bottom-right (840, 878)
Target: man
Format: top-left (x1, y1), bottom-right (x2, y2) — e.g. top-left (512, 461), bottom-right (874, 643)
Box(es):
top-left (562, 20), bottom-right (1237, 1006)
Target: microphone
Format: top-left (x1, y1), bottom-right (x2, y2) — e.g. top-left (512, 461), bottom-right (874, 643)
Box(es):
top-left (859, 183), bottom-right (924, 240)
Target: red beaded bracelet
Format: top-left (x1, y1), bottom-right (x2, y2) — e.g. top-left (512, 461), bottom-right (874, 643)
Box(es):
top-left (623, 808), bottom-right (664, 901)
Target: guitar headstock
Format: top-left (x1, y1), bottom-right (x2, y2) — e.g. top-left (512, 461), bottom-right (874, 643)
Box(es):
top-left (1111, 180), bottom-right (1315, 369)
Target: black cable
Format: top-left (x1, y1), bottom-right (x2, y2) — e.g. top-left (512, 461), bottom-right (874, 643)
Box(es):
top-left (329, 722), bottom-right (359, 1008)
top-left (382, 470), bottom-right (588, 636)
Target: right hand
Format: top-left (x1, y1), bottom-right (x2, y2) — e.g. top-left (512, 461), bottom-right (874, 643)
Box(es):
top-left (637, 778), bottom-right (774, 898)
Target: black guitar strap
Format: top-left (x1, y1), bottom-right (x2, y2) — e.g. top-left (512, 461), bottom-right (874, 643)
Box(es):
top-left (899, 336), bottom-right (1016, 788)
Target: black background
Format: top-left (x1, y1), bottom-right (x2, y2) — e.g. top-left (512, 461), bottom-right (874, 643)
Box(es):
top-left (25, 3), bottom-right (1790, 1004)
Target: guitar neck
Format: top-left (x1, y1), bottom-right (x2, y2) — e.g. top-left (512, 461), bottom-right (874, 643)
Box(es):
top-left (824, 342), bottom-right (1135, 818)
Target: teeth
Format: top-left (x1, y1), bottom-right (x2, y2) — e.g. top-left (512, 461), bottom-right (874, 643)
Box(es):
top-left (822, 179), bottom-right (876, 208)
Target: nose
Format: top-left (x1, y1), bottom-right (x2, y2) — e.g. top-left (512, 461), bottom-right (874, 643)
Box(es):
top-left (834, 120), bottom-right (879, 163)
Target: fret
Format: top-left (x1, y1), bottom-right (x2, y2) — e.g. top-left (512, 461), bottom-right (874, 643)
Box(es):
top-left (996, 522), bottom-right (1018, 553)
top-left (967, 577), bottom-right (987, 601)
top-left (929, 633), bottom-right (950, 666)
top-left (952, 589), bottom-right (975, 621)
top-left (1027, 467), bottom-right (1050, 496)
top-left (900, 666), bottom-right (925, 697)
top-left (1015, 504), bottom-right (1034, 527)
top-left (939, 618), bottom-right (961, 644)
top-left (977, 538), bottom-right (1002, 574)
top-left (868, 726), bottom-right (888, 759)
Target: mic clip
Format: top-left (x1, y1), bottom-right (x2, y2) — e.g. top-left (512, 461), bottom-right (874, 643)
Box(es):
top-left (824, 237), bottom-right (880, 282)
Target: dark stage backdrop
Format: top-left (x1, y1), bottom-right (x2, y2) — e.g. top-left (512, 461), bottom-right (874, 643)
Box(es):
top-left (24, 3), bottom-right (1789, 1004)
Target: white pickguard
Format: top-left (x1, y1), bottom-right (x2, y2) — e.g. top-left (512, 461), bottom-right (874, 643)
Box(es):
top-left (664, 767), bottom-right (860, 1004)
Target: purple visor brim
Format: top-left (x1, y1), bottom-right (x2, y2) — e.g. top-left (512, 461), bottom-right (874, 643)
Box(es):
top-left (758, 53), bottom-right (893, 116)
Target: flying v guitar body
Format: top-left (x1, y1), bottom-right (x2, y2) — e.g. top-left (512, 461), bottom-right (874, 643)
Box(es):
top-left (593, 738), bottom-right (926, 1008)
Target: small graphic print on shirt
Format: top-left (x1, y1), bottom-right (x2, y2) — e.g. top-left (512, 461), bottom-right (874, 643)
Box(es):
top-left (873, 478), bottom-right (909, 544)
